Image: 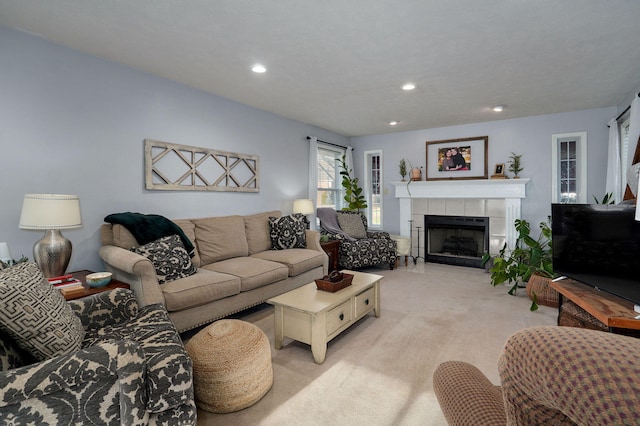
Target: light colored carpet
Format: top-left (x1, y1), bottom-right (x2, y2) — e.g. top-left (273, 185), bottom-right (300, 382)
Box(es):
top-left (194, 262), bottom-right (557, 425)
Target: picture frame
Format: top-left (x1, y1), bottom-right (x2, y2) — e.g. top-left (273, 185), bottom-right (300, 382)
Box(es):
top-left (490, 163), bottom-right (506, 179)
top-left (425, 136), bottom-right (488, 181)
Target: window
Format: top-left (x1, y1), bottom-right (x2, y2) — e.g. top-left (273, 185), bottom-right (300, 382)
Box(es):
top-left (364, 150), bottom-right (382, 228)
top-left (316, 144), bottom-right (346, 210)
top-left (552, 132), bottom-right (587, 203)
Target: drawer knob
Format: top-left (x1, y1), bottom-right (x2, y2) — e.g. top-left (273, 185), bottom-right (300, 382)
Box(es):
top-left (339, 313), bottom-right (344, 321)
top-left (365, 299), bottom-right (370, 305)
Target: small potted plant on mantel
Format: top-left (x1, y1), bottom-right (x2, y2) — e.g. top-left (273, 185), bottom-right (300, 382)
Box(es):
top-left (508, 152), bottom-right (523, 178)
top-left (481, 218), bottom-right (557, 311)
top-left (399, 159), bottom-right (408, 182)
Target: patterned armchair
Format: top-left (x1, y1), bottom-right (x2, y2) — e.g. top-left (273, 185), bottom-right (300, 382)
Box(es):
top-left (319, 209), bottom-right (396, 270)
top-left (433, 326), bottom-right (640, 425)
top-left (0, 288), bottom-right (196, 425)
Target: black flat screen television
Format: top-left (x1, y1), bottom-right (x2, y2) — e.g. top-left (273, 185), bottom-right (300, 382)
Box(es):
top-left (551, 203), bottom-right (640, 305)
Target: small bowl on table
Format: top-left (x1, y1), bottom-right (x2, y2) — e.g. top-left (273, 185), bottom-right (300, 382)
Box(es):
top-left (85, 272), bottom-right (112, 288)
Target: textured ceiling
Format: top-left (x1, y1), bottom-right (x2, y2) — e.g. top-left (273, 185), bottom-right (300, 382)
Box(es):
top-left (1, 0), bottom-right (640, 136)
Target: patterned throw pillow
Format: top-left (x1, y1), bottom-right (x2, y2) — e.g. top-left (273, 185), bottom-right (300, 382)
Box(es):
top-left (269, 214), bottom-right (307, 250)
top-left (337, 212), bottom-right (367, 239)
top-left (131, 234), bottom-right (197, 284)
top-left (0, 262), bottom-right (85, 361)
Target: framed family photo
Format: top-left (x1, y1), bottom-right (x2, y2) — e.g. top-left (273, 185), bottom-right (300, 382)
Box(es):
top-left (425, 136), bottom-right (488, 181)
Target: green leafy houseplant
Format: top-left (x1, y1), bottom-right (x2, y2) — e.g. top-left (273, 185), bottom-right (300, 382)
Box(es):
top-left (508, 152), bottom-right (523, 178)
top-left (338, 154), bottom-right (368, 211)
top-left (592, 192), bottom-right (615, 205)
top-left (481, 218), bottom-right (554, 310)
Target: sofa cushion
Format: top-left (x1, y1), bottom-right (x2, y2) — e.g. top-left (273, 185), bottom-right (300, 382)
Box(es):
top-left (82, 304), bottom-right (193, 413)
top-left (245, 211), bottom-right (281, 255)
top-left (251, 249), bottom-right (325, 277)
top-left (337, 212), bottom-right (367, 239)
top-left (0, 262), bottom-right (85, 361)
top-left (131, 234), bottom-right (197, 285)
top-left (269, 214), bottom-right (307, 250)
top-left (203, 258), bottom-right (289, 292)
top-left (160, 269), bottom-right (241, 312)
top-left (173, 219), bottom-right (200, 268)
top-left (194, 215), bottom-right (248, 264)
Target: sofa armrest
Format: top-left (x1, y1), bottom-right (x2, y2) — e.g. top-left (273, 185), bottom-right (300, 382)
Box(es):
top-left (0, 340), bottom-right (148, 425)
top-left (305, 229), bottom-right (323, 251)
top-left (99, 245), bottom-right (165, 307)
top-left (433, 361), bottom-right (506, 425)
top-left (499, 326), bottom-right (640, 425)
top-left (367, 230), bottom-right (392, 239)
top-left (68, 288), bottom-right (139, 329)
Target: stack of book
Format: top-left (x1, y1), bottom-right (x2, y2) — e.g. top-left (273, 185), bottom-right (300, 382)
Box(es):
top-left (48, 275), bottom-right (85, 297)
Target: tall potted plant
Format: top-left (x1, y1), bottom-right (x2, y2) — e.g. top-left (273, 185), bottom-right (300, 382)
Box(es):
top-left (481, 218), bottom-right (556, 310)
top-left (338, 154), bottom-right (367, 211)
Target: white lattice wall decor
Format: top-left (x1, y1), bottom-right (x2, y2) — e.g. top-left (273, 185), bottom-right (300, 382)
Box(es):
top-left (144, 139), bottom-right (259, 192)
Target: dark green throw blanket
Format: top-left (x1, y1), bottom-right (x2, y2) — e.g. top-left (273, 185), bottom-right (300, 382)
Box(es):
top-left (104, 212), bottom-right (195, 256)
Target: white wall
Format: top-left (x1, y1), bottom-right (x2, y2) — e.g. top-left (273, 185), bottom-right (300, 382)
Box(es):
top-left (351, 107), bottom-right (617, 235)
top-left (0, 26), bottom-right (348, 271)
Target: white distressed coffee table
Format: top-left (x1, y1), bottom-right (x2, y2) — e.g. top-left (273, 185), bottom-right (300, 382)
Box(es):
top-left (267, 270), bottom-right (382, 364)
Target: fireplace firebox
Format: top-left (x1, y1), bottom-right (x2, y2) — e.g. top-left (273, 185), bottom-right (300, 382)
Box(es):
top-left (424, 215), bottom-right (489, 268)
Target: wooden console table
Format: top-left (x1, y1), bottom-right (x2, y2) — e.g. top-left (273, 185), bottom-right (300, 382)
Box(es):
top-left (551, 278), bottom-right (640, 333)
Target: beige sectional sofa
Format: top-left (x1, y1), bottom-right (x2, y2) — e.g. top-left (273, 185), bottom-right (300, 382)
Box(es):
top-left (99, 211), bottom-right (327, 332)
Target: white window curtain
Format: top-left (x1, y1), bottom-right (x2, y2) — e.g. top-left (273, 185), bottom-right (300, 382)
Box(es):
top-left (606, 118), bottom-right (622, 203)
top-left (307, 137), bottom-right (318, 229)
top-left (345, 145), bottom-right (354, 174)
top-left (625, 96), bottom-right (640, 193)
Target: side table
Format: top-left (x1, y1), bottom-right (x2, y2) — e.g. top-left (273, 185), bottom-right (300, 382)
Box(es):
top-left (320, 240), bottom-right (340, 273)
top-left (63, 270), bottom-right (130, 301)
top-left (551, 278), bottom-right (640, 336)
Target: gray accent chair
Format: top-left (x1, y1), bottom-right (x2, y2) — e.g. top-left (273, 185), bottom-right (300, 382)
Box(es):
top-left (320, 210), bottom-right (396, 270)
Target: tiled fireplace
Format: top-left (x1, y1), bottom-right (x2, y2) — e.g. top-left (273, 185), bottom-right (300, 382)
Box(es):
top-left (393, 179), bottom-right (530, 261)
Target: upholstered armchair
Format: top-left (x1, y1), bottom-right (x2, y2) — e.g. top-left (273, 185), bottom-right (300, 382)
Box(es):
top-left (433, 326), bottom-right (640, 425)
top-left (0, 263), bottom-right (196, 426)
top-left (318, 208), bottom-right (396, 270)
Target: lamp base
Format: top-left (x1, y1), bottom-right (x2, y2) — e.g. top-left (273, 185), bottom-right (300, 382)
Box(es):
top-left (33, 229), bottom-right (72, 278)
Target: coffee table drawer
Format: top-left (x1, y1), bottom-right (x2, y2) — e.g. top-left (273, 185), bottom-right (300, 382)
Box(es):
top-left (327, 300), bottom-right (352, 335)
top-left (355, 287), bottom-right (376, 317)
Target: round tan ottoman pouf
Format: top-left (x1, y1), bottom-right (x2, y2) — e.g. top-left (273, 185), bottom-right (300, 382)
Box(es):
top-left (185, 319), bottom-right (273, 413)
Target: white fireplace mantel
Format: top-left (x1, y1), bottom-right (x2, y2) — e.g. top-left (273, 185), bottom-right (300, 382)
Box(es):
top-left (393, 179), bottom-right (530, 252)
top-left (393, 179), bottom-right (529, 199)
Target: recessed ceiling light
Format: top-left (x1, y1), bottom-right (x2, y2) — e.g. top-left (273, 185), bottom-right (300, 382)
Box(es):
top-left (389, 121), bottom-right (399, 126)
top-left (251, 64), bottom-right (267, 73)
top-left (493, 105), bottom-right (505, 112)
top-left (402, 83), bottom-right (416, 91)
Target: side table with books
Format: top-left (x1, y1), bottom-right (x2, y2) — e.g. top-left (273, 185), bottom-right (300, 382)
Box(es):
top-left (56, 270), bottom-right (130, 301)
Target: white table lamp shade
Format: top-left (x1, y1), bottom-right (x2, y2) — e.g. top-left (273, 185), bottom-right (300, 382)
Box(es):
top-left (18, 194), bottom-right (82, 277)
top-left (19, 194), bottom-right (82, 230)
top-left (0, 242), bottom-right (11, 263)
top-left (293, 199), bottom-right (314, 215)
